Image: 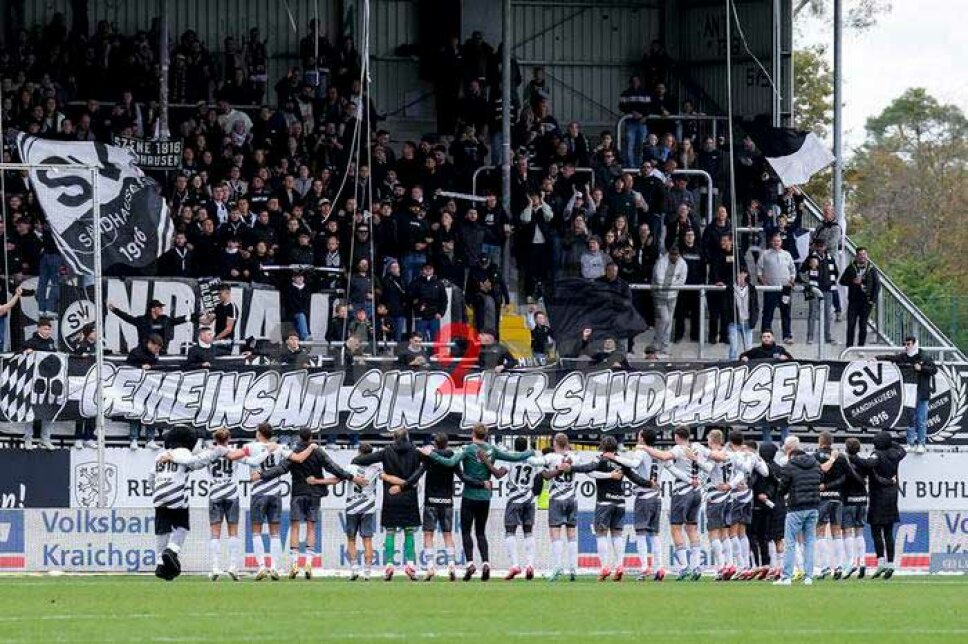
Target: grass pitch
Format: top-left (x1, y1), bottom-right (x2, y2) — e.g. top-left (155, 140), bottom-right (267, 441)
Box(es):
top-left (1, 575), bottom-right (967, 643)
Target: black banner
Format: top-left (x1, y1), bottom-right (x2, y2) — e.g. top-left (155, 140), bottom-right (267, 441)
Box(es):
top-left (0, 450), bottom-right (71, 508)
top-left (111, 136), bottom-right (183, 170)
top-left (0, 355), bottom-right (964, 440)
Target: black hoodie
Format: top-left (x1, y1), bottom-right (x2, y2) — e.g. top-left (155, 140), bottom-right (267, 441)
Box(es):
top-left (352, 438), bottom-right (425, 528)
top-left (777, 450), bottom-right (821, 511)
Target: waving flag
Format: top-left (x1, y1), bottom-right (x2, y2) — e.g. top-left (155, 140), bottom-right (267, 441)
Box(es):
top-left (742, 117), bottom-right (835, 188)
top-left (16, 134), bottom-right (173, 276)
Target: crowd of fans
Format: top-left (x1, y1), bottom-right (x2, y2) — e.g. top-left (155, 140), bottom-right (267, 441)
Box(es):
top-left (1, 16), bottom-right (879, 369)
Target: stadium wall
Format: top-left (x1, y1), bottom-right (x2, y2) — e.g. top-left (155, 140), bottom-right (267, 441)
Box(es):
top-left (0, 450), bottom-right (967, 574)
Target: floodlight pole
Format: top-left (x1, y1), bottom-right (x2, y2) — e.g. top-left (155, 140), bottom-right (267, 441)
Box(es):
top-left (91, 170), bottom-right (107, 508)
top-left (501, 0), bottom-right (512, 286)
top-left (833, 0), bottom-right (844, 251)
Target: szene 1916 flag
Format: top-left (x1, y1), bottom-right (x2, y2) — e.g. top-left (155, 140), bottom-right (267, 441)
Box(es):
top-left (743, 116), bottom-right (835, 187)
top-left (17, 134), bottom-right (173, 276)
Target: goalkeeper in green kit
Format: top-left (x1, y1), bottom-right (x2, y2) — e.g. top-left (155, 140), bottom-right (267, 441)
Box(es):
top-left (419, 424), bottom-right (533, 581)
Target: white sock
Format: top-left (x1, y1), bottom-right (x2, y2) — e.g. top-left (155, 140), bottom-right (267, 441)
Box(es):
top-left (710, 538), bottom-right (724, 568)
top-left (816, 537), bottom-right (829, 569)
top-left (269, 536), bottom-right (282, 569)
top-left (833, 537), bottom-right (846, 569)
top-left (568, 539), bottom-right (578, 572)
top-left (844, 535), bottom-right (854, 568)
top-left (611, 535), bottom-right (625, 569)
top-left (253, 531), bottom-right (266, 568)
top-left (729, 536), bottom-right (742, 568)
top-left (551, 538), bottom-right (563, 570)
top-left (168, 527), bottom-right (188, 553)
top-left (855, 535), bottom-right (866, 567)
top-left (524, 535), bottom-right (536, 568)
top-left (289, 546), bottom-right (299, 568)
top-left (690, 542), bottom-right (702, 570)
top-left (228, 536), bottom-right (241, 570)
top-left (156, 534), bottom-right (168, 557)
top-left (721, 538), bottom-right (733, 567)
top-left (636, 535), bottom-right (650, 571)
top-left (768, 541), bottom-right (777, 567)
top-left (739, 536), bottom-right (750, 569)
top-left (674, 546), bottom-right (688, 571)
top-left (596, 536), bottom-right (610, 569)
top-left (648, 535), bottom-right (662, 569)
top-left (446, 547), bottom-right (455, 567)
top-left (209, 538), bottom-right (221, 570)
top-left (306, 548), bottom-right (317, 566)
top-left (505, 534), bottom-right (520, 568)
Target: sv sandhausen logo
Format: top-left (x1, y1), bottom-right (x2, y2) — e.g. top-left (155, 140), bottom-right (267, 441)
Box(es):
top-left (73, 462), bottom-right (118, 507)
top-left (928, 366), bottom-right (967, 442)
top-left (840, 361), bottom-right (904, 429)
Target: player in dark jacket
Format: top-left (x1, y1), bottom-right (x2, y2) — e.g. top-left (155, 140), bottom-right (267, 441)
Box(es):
top-left (851, 431), bottom-right (906, 579)
top-left (256, 428), bottom-right (363, 579)
top-left (352, 428), bottom-right (427, 581)
top-left (840, 437), bottom-right (870, 579)
top-left (815, 431), bottom-right (849, 579)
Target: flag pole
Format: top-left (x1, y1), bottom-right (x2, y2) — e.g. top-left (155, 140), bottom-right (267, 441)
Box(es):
top-left (92, 170), bottom-right (108, 509)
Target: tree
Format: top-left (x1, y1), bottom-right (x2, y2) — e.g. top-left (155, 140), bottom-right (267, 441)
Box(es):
top-left (848, 88), bottom-right (968, 350)
top-left (794, 0), bottom-right (892, 30)
top-left (793, 46), bottom-right (834, 201)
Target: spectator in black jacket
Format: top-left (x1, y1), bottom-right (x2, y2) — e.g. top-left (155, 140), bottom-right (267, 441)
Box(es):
top-left (877, 337), bottom-right (937, 453)
top-left (186, 327), bottom-right (216, 368)
top-left (775, 435), bottom-right (822, 585)
top-left (849, 431), bottom-right (906, 579)
top-left (740, 330), bottom-right (792, 362)
top-left (22, 318), bottom-right (57, 450)
top-left (278, 330), bottom-right (311, 367)
top-left (284, 272), bottom-right (312, 341)
top-left (839, 247), bottom-right (880, 347)
top-left (108, 299), bottom-right (192, 354)
top-left (477, 330), bottom-right (517, 372)
top-left (71, 324), bottom-right (99, 449)
top-left (381, 261), bottom-right (409, 342)
top-left (408, 263), bottom-right (448, 342)
top-left (528, 309), bottom-right (554, 363)
top-left (256, 427), bottom-right (364, 576)
top-left (125, 334), bottom-right (162, 450)
top-left (157, 232), bottom-right (194, 277)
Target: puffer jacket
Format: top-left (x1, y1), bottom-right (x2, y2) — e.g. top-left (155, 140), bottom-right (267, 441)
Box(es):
top-left (777, 450), bottom-right (822, 511)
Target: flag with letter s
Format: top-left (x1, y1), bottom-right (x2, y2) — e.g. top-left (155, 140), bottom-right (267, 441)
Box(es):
top-left (16, 134), bottom-right (173, 276)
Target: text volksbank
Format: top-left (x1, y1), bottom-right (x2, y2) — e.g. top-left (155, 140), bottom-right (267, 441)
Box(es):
top-left (39, 510), bottom-right (156, 572)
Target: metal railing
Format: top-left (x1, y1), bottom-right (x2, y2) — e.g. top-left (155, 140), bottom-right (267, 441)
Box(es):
top-left (471, 165), bottom-right (597, 197)
top-left (839, 345), bottom-right (962, 365)
top-left (615, 113), bottom-right (729, 158)
top-left (799, 196), bottom-right (967, 361)
top-left (622, 167), bottom-right (715, 224)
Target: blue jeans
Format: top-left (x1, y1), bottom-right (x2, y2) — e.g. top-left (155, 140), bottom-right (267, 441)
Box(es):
top-left (402, 253), bottom-right (427, 285)
top-left (782, 508), bottom-right (818, 580)
top-left (490, 130), bottom-right (504, 166)
top-left (37, 252), bottom-right (64, 313)
top-left (391, 315), bottom-right (408, 342)
top-left (414, 317), bottom-right (440, 343)
top-left (625, 120), bottom-right (647, 167)
top-left (761, 290), bottom-right (792, 339)
top-left (293, 313), bottom-right (310, 341)
top-left (728, 321), bottom-right (753, 360)
top-left (907, 399), bottom-right (929, 446)
top-left (760, 426), bottom-right (789, 444)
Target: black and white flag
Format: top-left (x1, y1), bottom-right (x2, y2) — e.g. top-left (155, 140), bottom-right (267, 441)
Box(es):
top-left (16, 134), bottom-right (174, 276)
top-left (743, 118), bottom-right (835, 187)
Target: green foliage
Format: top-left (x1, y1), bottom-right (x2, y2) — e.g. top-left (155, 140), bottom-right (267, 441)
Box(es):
top-left (849, 88), bottom-right (968, 351)
top-left (792, 46), bottom-right (834, 202)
